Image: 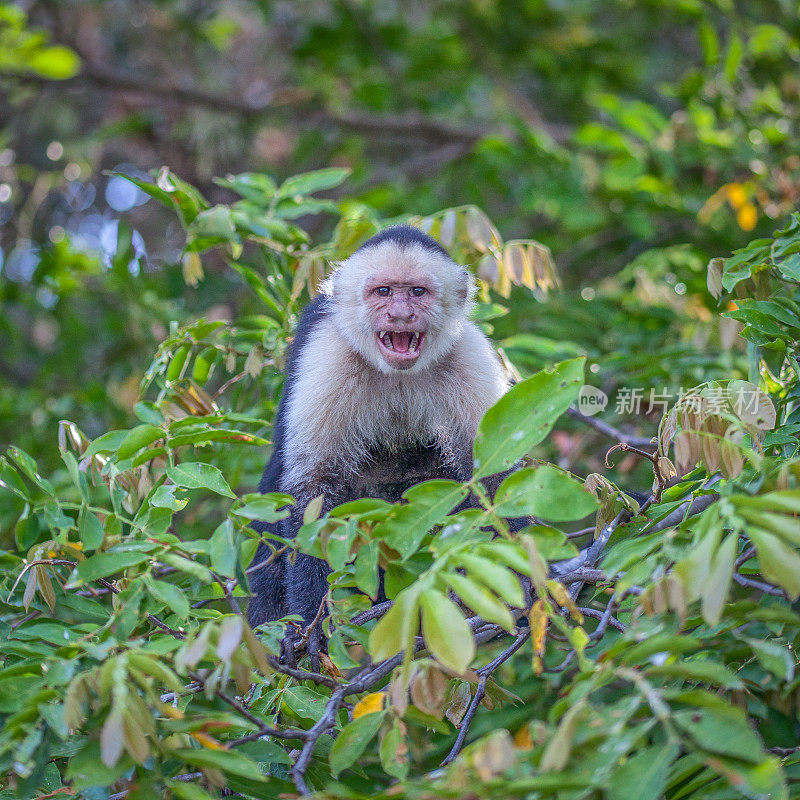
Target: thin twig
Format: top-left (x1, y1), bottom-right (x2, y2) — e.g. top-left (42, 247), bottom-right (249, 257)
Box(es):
top-left (350, 600), bottom-right (392, 626)
top-left (244, 545), bottom-right (288, 575)
top-left (187, 670), bottom-right (309, 740)
top-left (568, 405), bottom-right (655, 449)
top-left (605, 442), bottom-right (665, 502)
top-left (440, 630), bottom-right (530, 766)
top-left (108, 773), bottom-right (203, 800)
top-left (733, 573), bottom-right (785, 596)
top-left (300, 593), bottom-right (328, 645)
top-left (578, 604), bottom-right (625, 634)
top-left (734, 546), bottom-right (756, 569)
top-left (18, 558), bottom-right (187, 639)
top-left (291, 652), bottom-right (405, 794)
top-left (266, 656), bottom-right (339, 689)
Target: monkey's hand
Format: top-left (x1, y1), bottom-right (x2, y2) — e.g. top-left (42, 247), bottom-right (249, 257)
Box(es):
top-left (279, 627), bottom-right (322, 673)
top-left (280, 628), bottom-right (301, 669)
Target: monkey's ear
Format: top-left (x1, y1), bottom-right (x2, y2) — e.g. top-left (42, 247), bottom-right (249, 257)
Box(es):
top-left (455, 267), bottom-right (475, 307)
top-left (321, 263), bottom-right (341, 296)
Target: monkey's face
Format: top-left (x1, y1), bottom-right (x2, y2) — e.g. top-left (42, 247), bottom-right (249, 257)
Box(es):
top-left (329, 239), bottom-right (474, 374)
top-left (365, 277), bottom-right (434, 370)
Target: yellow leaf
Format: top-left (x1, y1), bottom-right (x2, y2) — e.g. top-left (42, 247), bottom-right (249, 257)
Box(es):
top-left (513, 725), bottom-right (534, 750)
top-left (182, 252), bottom-right (204, 287)
top-left (726, 183), bottom-right (747, 209)
top-left (192, 732), bottom-right (228, 750)
top-left (736, 203), bottom-right (757, 231)
top-left (529, 599), bottom-right (549, 676)
top-left (353, 692), bottom-right (386, 719)
top-left (159, 703), bottom-right (184, 719)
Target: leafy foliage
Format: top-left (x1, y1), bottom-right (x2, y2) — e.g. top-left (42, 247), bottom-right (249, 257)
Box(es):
top-left (0, 163), bottom-right (799, 798)
top-left (2, 3), bottom-right (800, 798)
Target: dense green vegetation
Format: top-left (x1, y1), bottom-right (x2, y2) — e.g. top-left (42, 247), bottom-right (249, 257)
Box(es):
top-left (1, 2), bottom-right (799, 799)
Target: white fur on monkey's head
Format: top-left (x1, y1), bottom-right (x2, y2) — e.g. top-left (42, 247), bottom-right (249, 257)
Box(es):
top-left (323, 225), bottom-right (476, 374)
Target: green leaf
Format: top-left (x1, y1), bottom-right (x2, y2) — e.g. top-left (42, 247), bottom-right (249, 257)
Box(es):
top-left (473, 357), bottom-right (585, 478)
top-left (280, 685), bottom-right (331, 722)
top-left (354, 540), bottom-right (379, 600)
top-left (674, 707), bottom-right (764, 763)
top-left (749, 528), bottom-right (800, 599)
top-left (374, 480), bottom-right (468, 561)
top-left (420, 589), bottom-right (475, 673)
top-left (7, 446), bottom-right (54, 496)
top-left (724, 33), bottom-right (743, 82)
top-left (167, 781), bottom-right (217, 800)
top-left (78, 508), bottom-right (104, 550)
top-left (166, 463), bottom-right (236, 498)
top-left (210, 520), bottom-right (238, 578)
top-left (494, 465), bottom-right (598, 521)
top-left (609, 742), bottom-right (679, 800)
top-left (540, 702), bottom-right (584, 771)
top-left (454, 554), bottom-right (524, 607)
top-left (368, 585), bottom-right (421, 662)
top-left (0, 457), bottom-right (29, 499)
top-left (236, 739), bottom-right (292, 766)
top-left (700, 532), bottom-right (736, 625)
top-left (214, 172), bottom-right (277, 203)
top-left (150, 485), bottom-right (189, 511)
top-left (379, 716), bottom-right (409, 779)
top-left (134, 401), bottom-right (165, 426)
top-left (27, 45), bottom-right (81, 79)
top-left (76, 551), bottom-right (150, 583)
top-left (65, 741), bottom-right (134, 789)
top-left (522, 526), bottom-right (578, 560)
top-left (83, 430), bottom-right (129, 458)
top-left (233, 494), bottom-right (293, 521)
top-left (329, 711), bottom-right (385, 777)
top-left (144, 576), bottom-right (190, 620)
top-left (116, 425), bottom-right (164, 460)
top-left (645, 659), bottom-right (742, 688)
top-left (171, 748), bottom-right (266, 781)
top-left (15, 514), bottom-right (40, 550)
top-left (444, 572), bottom-right (515, 632)
top-left (276, 168), bottom-right (350, 199)
top-left (186, 205), bottom-right (239, 251)
top-left (745, 638), bottom-right (795, 682)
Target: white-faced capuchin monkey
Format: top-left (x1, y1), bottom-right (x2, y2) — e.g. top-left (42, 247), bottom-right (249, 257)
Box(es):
top-left (247, 225), bottom-right (510, 657)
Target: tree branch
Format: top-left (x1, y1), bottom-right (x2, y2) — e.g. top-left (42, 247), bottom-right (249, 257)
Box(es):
top-left (568, 405), bottom-right (655, 449)
top-left (441, 630), bottom-right (530, 766)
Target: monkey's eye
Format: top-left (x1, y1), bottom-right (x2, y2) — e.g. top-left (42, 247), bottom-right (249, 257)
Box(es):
top-left (375, 286), bottom-right (391, 297)
top-left (411, 287), bottom-right (427, 297)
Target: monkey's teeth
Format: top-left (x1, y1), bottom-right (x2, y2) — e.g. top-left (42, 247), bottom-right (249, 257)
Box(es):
top-left (410, 333), bottom-right (419, 351)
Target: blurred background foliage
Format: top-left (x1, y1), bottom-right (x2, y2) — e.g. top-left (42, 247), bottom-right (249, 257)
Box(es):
top-left (1, 0), bottom-right (799, 473)
top-left (2, 3), bottom-right (800, 798)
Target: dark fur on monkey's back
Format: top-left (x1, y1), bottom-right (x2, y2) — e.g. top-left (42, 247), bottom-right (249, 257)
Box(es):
top-left (247, 294), bottom-right (330, 625)
top-left (247, 225), bottom-right (491, 628)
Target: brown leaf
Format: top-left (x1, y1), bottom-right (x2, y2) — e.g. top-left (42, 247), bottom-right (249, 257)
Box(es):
top-left (22, 567), bottom-right (38, 611)
top-left (470, 730), bottom-right (515, 780)
top-left (707, 257), bottom-right (724, 299)
top-left (36, 565), bottom-right (56, 612)
top-left (444, 681), bottom-right (471, 726)
top-left (409, 665), bottom-right (448, 719)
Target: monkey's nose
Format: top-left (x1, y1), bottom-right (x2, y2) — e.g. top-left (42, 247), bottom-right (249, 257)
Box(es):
top-left (387, 308), bottom-right (415, 322)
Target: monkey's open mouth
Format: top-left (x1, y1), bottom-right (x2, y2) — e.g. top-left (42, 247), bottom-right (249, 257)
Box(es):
top-left (377, 330), bottom-right (425, 363)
